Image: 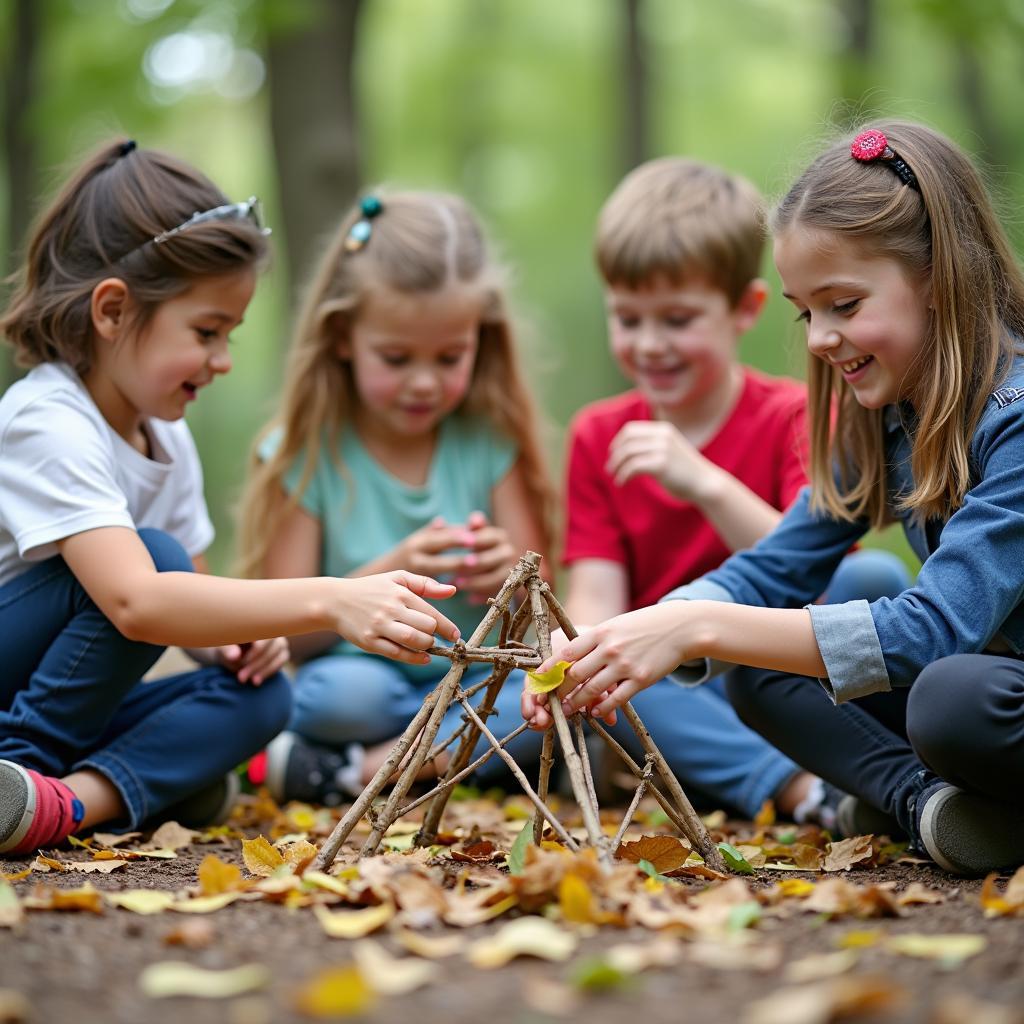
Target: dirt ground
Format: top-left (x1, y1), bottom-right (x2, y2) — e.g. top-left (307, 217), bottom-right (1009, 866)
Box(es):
top-left (2, 795), bottom-right (1023, 1024)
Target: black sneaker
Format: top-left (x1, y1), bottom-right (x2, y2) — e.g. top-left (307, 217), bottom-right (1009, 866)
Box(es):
top-left (161, 771), bottom-right (240, 829)
top-left (917, 783), bottom-right (1024, 876)
top-left (264, 731), bottom-right (364, 807)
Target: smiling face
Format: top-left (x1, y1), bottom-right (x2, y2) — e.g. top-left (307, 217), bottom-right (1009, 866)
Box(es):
top-left (341, 284), bottom-right (482, 442)
top-left (774, 226), bottom-right (931, 409)
top-left (605, 276), bottom-right (763, 419)
top-left (92, 268), bottom-right (255, 443)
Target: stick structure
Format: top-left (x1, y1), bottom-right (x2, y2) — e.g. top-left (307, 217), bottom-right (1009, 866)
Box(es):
top-left (313, 551), bottom-right (724, 876)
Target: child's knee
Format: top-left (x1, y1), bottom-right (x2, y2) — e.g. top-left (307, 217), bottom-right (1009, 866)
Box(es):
top-left (907, 656), bottom-right (985, 770)
top-left (137, 529), bottom-right (193, 574)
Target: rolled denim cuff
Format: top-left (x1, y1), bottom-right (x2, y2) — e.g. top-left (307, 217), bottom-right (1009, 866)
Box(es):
top-left (807, 599), bottom-right (891, 703)
top-left (659, 579), bottom-right (736, 687)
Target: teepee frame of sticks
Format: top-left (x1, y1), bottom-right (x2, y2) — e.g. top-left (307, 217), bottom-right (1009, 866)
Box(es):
top-left (312, 551), bottom-right (726, 874)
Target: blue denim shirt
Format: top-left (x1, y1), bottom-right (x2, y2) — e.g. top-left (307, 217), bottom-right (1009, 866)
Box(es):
top-left (663, 355), bottom-right (1024, 704)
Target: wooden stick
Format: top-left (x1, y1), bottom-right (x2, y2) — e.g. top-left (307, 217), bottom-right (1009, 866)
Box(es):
top-left (574, 714), bottom-right (600, 815)
top-left (362, 553), bottom-right (542, 855)
top-left (428, 644), bottom-right (541, 670)
top-left (534, 730), bottom-right (555, 845)
top-left (458, 694), bottom-right (578, 850)
top-left (611, 755), bottom-right (653, 853)
top-left (540, 582), bottom-right (724, 872)
top-left (529, 577), bottom-right (608, 863)
top-left (397, 721), bottom-right (532, 818)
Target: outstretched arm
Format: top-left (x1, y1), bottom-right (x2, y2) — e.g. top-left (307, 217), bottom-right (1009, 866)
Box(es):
top-left (59, 525), bottom-right (460, 663)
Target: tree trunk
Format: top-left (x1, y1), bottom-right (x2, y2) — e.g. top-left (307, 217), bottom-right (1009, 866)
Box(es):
top-left (2, 0), bottom-right (39, 386)
top-left (266, 0), bottom-right (363, 306)
top-left (622, 0), bottom-right (649, 172)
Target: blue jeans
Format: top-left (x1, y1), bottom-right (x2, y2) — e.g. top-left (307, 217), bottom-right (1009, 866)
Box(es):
top-left (291, 655), bottom-right (545, 782)
top-left (606, 548), bottom-right (912, 818)
top-left (0, 529), bottom-right (292, 828)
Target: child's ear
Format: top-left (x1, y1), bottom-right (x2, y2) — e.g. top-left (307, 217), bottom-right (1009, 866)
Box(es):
top-left (732, 278), bottom-right (769, 332)
top-left (91, 278), bottom-right (131, 342)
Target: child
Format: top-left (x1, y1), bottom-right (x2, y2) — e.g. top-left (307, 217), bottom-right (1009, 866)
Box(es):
top-left (550, 156), bottom-right (908, 826)
top-left (0, 141), bottom-right (461, 856)
top-left (239, 190), bottom-right (555, 803)
top-left (528, 122), bottom-right (1024, 875)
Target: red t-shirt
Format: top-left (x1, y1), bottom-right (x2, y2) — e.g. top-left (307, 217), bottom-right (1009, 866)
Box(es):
top-left (562, 367), bottom-right (809, 610)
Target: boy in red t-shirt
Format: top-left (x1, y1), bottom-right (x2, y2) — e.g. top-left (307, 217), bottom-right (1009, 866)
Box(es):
top-left (551, 158), bottom-right (908, 824)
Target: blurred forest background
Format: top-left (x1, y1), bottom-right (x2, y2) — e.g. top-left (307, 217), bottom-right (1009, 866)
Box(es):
top-left (4, 0), bottom-right (1024, 571)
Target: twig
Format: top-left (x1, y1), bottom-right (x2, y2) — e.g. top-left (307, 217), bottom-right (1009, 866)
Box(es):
top-left (574, 714), bottom-right (600, 815)
top-left (458, 694), bottom-right (578, 850)
top-left (398, 721), bottom-right (532, 818)
top-left (611, 755), bottom-right (654, 852)
top-left (534, 730), bottom-right (555, 845)
top-left (428, 644), bottom-right (541, 670)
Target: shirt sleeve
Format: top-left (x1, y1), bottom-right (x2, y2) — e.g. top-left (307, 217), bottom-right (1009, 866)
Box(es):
top-left (822, 398), bottom-right (1024, 699)
top-left (0, 398), bottom-right (134, 561)
top-left (562, 411), bottom-right (626, 566)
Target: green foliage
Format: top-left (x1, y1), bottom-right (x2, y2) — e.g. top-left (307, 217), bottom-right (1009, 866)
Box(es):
top-left (717, 842), bottom-right (755, 875)
top-left (506, 819), bottom-right (532, 875)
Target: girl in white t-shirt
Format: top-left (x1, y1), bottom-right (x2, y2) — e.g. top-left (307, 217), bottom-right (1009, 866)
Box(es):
top-left (0, 140), bottom-right (460, 857)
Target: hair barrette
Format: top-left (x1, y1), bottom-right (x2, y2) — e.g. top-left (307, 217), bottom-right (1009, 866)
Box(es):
top-left (850, 129), bottom-right (920, 192)
top-left (118, 139), bottom-right (137, 157)
top-left (345, 195), bottom-right (384, 253)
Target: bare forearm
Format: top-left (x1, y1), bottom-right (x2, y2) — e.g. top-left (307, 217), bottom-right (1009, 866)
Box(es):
top-left (118, 573), bottom-right (338, 647)
top-left (688, 600), bottom-right (827, 678)
top-left (695, 470), bottom-right (783, 552)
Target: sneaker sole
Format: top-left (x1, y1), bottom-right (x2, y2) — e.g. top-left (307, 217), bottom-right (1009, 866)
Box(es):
top-left (0, 760), bottom-right (36, 854)
top-left (264, 731), bottom-right (297, 804)
top-left (920, 786), bottom-right (1024, 875)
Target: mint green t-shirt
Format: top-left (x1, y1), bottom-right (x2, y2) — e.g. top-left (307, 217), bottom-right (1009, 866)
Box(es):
top-left (263, 415), bottom-right (517, 681)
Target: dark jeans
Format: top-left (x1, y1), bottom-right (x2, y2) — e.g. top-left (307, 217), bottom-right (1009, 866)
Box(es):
top-left (0, 528), bottom-right (291, 828)
top-left (726, 653), bottom-right (1024, 838)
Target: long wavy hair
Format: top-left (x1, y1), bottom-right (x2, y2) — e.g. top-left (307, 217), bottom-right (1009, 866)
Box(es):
top-left (773, 121), bottom-right (1024, 528)
top-left (238, 190), bottom-right (555, 576)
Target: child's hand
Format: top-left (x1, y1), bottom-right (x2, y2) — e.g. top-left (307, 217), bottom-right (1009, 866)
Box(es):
top-left (607, 421), bottom-right (723, 504)
top-left (217, 638), bottom-right (291, 686)
top-left (454, 510), bottom-right (517, 598)
top-left (533, 604), bottom-right (690, 719)
top-left (398, 517), bottom-right (479, 578)
top-left (334, 571), bottom-right (460, 664)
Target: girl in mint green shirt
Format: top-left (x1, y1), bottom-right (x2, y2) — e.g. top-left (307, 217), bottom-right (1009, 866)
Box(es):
top-left (239, 190), bottom-right (555, 805)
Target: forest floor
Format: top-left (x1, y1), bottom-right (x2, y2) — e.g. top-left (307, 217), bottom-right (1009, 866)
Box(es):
top-left (2, 786), bottom-right (1023, 1024)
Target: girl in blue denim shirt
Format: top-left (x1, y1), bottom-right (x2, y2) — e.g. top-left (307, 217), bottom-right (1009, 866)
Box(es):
top-left (526, 121), bottom-right (1024, 876)
top-left (0, 141), bottom-right (459, 857)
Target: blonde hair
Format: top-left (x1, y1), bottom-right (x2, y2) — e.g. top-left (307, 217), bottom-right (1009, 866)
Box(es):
top-left (773, 121), bottom-right (1024, 529)
top-left (595, 157), bottom-right (766, 304)
top-left (238, 190), bottom-right (555, 576)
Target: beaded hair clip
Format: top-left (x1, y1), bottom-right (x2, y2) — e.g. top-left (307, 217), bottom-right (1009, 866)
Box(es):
top-left (850, 129), bottom-right (920, 192)
top-left (345, 195), bottom-right (384, 252)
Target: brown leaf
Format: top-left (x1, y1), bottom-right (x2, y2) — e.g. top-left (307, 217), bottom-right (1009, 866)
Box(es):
top-left (616, 835), bottom-right (691, 873)
top-left (744, 974), bottom-right (906, 1024)
top-left (142, 821), bottom-right (199, 851)
top-left (823, 835), bottom-right (874, 872)
top-left (450, 840), bottom-right (500, 863)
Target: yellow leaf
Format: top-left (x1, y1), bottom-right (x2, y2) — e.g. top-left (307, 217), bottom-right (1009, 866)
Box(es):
top-left (0, 880), bottom-right (24, 929)
top-left (171, 893), bottom-right (242, 914)
top-left (105, 890), bottom-right (177, 915)
top-left (352, 940), bottom-right (437, 995)
top-left (393, 928), bottom-right (466, 959)
top-left (837, 929), bottom-right (883, 949)
top-left (777, 878), bottom-right (816, 898)
top-left (754, 800), bottom-right (776, 827)
top-left (24, 884), bottom-right (104, 914)
top-left (525, 661), bottom-right (572, 695)
top-left (558, 873), bottom-right (597, 925)
top-left (314, 902), bottom-right (394, 939)
top-left (302, 871), bottom-right (349, 897)
top-left (293, 966), bottom-right (374, 1018)
top-left (0, 869), bottom-right (30, 883)
top-left (139, 961), bottom-right (269, 999)
top-left (279, 839), bottom-right (319, 868)
top-left (242, 835), bottom-right (286, 877)
top-left (198, 854), bottom-right (244, 895)
top-left (885, 933), bottom-right (987, 963)
top-left (468, 917), bottom-right (578, 968)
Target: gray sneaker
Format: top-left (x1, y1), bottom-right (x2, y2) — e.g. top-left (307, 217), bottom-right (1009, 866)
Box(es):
top-left (836, 794), bottom-right (905, 840)
top-left (265, 731), bottom-right (364, 807)
top-left (918, 783), bottom-right (1024, 875)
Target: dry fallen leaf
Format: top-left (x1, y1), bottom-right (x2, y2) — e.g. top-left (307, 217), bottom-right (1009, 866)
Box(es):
top-left (139, 962), bottom-right (270, 999)
top-left (142, 821), bottom-right (198, 851)
top-left (885, 932), bottom-right (986, 964)
top-left (351, 940), bottom-right (437, 995)
top-left (744, 974), bottom-right (906, 1024)
top-left (0, 988), bottom-right (30, 1023)
top-left (616, 835), bottom-right (691, 873)
top-left (392, 928), bottom-right (466, 959)
top-left (105, 890), bottom-right (177, 915)
top-left (198, 854), bottom-right (245, 895)
top-left (314, 902), bottom-right (394, 939)
top-left (293, 965), bottom-right (375, 1018)
top-left (241, 835), bottom-right (287, 877)
top-left (823, 835), bottom-right (875, 872)
top-left (468, 917), bottom-right (578, 968)
top-left (0, 881), bottom-right (24, 929)
top-left (783, 949), bottom-right (859, 983)
top-left (163, 918), bottom-right (216, 949)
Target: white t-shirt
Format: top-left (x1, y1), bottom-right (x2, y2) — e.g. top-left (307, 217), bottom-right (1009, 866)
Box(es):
top-left (0, 362), bottom-right (214, 588)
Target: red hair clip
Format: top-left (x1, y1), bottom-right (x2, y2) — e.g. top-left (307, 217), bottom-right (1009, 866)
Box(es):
top-left (850, 129), bottom-right (920, 192)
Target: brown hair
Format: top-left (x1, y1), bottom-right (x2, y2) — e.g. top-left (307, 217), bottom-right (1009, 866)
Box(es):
top-left (595, 157), bottom-right (766, 304)
top-left (773, 121), bottom-right (1024, 528)
top-left (2, 138), bottom-right (269, 376)
top-left (237, 190), bottom-right (556, 576)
